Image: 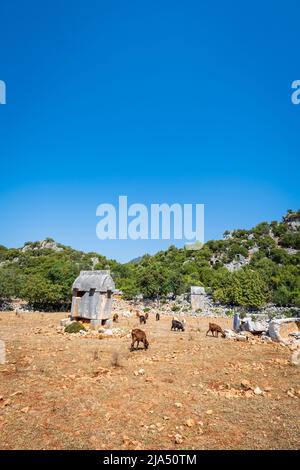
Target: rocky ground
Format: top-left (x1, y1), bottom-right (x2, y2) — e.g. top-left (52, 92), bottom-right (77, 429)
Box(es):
top-left (3, 294), bottom-right (298, 320)
top-left (0, 301), bottom-right (299, 450)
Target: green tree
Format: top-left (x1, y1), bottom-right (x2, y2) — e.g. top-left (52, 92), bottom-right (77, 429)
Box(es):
top-left (0, 267), bottom-right (24, 299)
top-left (213, 269), bottom-right (268, 308)
top-left (21, 275), bottom-right (65, 310)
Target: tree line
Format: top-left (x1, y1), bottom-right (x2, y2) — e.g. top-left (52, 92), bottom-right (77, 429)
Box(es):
top-left (0, 211), bottom-right (299, 310)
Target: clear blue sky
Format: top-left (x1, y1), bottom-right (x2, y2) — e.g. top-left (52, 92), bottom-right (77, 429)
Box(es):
top-left (0, 0), bottom-right (299, 262)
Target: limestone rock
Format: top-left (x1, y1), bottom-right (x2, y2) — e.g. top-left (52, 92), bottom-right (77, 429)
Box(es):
top-left (60, 318), bottom-right (72, 327)
top-left (174, 434), bottom-right (184, 444)
top-left (290, 350), bottom-right (300, 366)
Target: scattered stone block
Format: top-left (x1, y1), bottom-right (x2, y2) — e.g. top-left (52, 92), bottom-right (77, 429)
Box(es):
top-left (90, 319), bottom-right (102, 328)
top-left (268, 318), bottom-right (300, 343)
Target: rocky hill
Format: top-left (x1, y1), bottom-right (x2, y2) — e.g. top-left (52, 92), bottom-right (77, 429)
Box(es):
top-left (0, 210), bottom-right (299, 312)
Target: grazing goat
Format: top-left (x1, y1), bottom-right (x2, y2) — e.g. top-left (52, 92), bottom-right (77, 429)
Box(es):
top-left (139, 315), bottom-right (147, 325)
top-left (113, 313), bottom-right (119, 323)
top-left (171, 319), bottom-right (185, 331)
top-left (130, 328), bottom-right (149, 351)
top-left (129, 308), bottom-right (141, 318)
top-left (206, 322), bottom-right (226, 338)
top-left (156, 312), bottom-right (160, 321)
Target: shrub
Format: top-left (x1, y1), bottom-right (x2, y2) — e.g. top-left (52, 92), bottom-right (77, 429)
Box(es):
top-left (225, 310), bottom-right (233, 316)
top-left (65, 322), bottom-right (86, 334)
top-left (111, 351), bottom-right (123, 367)
top-left (171, 305), bottom-right (181, 312)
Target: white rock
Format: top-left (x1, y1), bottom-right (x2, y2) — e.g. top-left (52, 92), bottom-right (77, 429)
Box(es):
top-left (103, 329), bottom-right (113, 335)
top-left (235, 335), bottom-right (248, 342)
top-left (269, 318), bottom-right (300, 343)
top-left (60, 318), bottom-right (72, 327)
top-left (290, 350), bottom-right (300, 366)
top-left (0, 340), bottom-right (6, 365)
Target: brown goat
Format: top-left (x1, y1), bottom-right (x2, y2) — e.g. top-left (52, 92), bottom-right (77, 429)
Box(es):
top-left (144, 312), bottom-right (149, 320)
top-left (130, 328), bottom-right (149, 351)
top-left (130, 308), bottom-right (141, 318)
top-left (206, 322), bottom-right (226, 338)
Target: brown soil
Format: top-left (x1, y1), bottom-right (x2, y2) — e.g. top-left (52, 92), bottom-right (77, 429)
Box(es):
top-left (0, 309), bottom-right (299, 450)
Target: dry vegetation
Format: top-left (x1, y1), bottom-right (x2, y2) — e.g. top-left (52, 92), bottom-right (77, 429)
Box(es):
top-left (0, 307), bottom-right (299, 450)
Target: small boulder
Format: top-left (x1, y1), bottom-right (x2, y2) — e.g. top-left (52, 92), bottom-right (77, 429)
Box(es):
top-left (241, 379), bottom-right (251, 390)
top-left (174, 434), bottom-right (183, 444)
top-left (185, 419), bottom-right (195, 427)
top-left (103, 329), bottom-right (113, 336)
top-left (290, 350), bottom-right (300, 366)
top-left (236, 335), bottom-right (248, 342)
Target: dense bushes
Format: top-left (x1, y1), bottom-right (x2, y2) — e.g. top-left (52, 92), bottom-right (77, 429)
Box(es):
top-left (115, 210), bottom-right (300, 308)
top-left (213, 269), bottom-right (268, 308)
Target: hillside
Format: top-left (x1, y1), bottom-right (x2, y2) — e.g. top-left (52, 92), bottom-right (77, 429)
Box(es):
top-left (118, 209), bottom-right (300, 309)
top-left (0, 210), bottom-right (299, 311)
top-left (0, 238), bottom-right (119, 311)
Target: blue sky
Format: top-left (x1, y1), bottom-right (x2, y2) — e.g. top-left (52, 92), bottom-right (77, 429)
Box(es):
top-left (0, 0), bottom-right (299, 262)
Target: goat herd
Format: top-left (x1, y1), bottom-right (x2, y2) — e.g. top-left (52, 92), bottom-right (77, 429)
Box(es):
top-left (113, 309), bottom-right (226, 352)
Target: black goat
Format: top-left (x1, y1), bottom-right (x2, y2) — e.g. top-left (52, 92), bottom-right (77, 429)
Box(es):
top-left (171, 319), bottom-right (185, 331)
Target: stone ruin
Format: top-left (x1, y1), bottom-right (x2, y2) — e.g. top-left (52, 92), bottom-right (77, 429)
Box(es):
top-left (70, 270), bottom-right (115, 327)
top-left (268, 318), bottom-right (300, 344)
top-left (230, 314), bottom-right (300, 346)
top-left (190, 286), bottom-right (206, 311)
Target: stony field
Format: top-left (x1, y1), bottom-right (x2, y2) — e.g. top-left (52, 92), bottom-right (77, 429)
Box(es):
top-left (0, 304), bottom-right (299, 450)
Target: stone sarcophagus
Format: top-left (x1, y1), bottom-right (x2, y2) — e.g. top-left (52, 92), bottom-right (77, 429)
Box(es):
top-left (71, 270), bottom-right (115, 326)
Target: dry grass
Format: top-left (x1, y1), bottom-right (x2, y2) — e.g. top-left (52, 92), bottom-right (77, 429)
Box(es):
top-left (0, 309), bottom-right (299, 450)
top-left (110, 350), bottom-right (124, 368)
